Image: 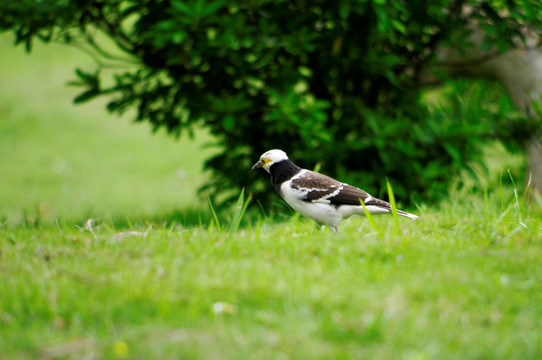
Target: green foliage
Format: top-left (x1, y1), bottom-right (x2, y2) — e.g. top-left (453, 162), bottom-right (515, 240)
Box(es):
top-left (1, 0), bottom-right (541, 206)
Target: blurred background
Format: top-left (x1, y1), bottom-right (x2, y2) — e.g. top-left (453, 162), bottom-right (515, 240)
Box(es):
top-left (1, 1), bottom-right (539, 225)
top-left (0, 33), bottom-right (213, 225)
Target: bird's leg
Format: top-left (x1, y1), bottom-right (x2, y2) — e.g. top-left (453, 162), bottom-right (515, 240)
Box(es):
top-left (328, 224), bottom-right (339, 233)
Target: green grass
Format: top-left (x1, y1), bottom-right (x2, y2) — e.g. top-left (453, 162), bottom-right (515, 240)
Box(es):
top-left (2, 31), bottom-right (542, 359)
top-left (1, 188), bottom-right (541, 359)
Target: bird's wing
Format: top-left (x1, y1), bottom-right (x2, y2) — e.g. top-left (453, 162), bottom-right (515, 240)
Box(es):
top-left (328, 184), bottom-right (390, 208)
top-left (290, 171), bottom-right (390, 208)
top-left (289, 171), bottom-right (343, 202)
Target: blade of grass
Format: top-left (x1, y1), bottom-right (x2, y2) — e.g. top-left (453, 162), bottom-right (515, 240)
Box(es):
top-left (499, 170), bottom-right (504, 211)
top-left (242, 192), bottom-right (252, 218)
top-left (207, 194), bottom-right (221, 230)
top-left (256, 199), bottom-right (267, 218)
top-left (521, 172), bottom-right (532, 204)
top-left (231, 188), bottom-right (251, 233)
top-left (360, 199), bottom-right (380, 235)
top-left (386, 178), bottom-right (400, 235)
top-left (494, 205), bottom-right (512, 227)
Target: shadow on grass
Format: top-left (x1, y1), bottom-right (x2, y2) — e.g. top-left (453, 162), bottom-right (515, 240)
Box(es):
top-left (5, 207), bottom-right (214, 230)
top-left (109, 208), bottom-right (212, 229)
top-left (3, 195), bottom-right (291, 230)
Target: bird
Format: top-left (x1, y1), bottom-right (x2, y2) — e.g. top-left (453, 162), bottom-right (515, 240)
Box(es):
top-left (251, 149), bottom-right (418, 231)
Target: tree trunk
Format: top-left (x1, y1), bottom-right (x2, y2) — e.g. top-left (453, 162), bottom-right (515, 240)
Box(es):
top-left (528, 138), bottom-right (542, 195)
top-left (427, 25), bottom-right (542, 194)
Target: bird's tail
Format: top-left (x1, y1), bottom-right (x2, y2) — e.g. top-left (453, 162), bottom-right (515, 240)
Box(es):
top-left (396, 209), bottom-right (419, 220)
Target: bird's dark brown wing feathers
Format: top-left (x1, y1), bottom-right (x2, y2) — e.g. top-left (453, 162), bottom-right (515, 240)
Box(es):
top-left (290, 171), bottom-right (391, 208)
top-left (290, 172), bottom-right (341, 201)
top-left (330, 184), bottom-right (377, 206)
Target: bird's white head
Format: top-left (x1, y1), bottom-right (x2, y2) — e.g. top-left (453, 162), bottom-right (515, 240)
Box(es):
top-left (251, 149), bottom-right (289, 173)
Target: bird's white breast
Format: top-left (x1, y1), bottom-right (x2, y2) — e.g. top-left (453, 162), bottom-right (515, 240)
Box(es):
top-left (280, 174), bottom-right (343, 226)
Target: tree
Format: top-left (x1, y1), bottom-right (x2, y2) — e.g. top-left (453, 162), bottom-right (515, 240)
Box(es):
top-left (426, 22), bottom-right (542, 196)
top-left (1, 0), bottom-right (540, 207)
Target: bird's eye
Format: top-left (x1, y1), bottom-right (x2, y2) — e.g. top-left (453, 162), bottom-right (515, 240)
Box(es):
top-left (263, 158), bottom-right (272, 166)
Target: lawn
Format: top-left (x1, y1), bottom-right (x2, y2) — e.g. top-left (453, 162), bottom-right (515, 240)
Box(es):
top-left (1, 189), bottom-right (541, 359)
top-left (1, 32), bottom-right (542, 359)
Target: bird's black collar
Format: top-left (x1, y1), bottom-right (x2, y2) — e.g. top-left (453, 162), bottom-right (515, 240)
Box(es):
top-left (269, 159), bottom-right (301, 193)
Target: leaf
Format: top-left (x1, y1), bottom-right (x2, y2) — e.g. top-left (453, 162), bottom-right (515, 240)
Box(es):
top-left (390, 19), bottom-right (407, 35)
top-left (200, 0), bottom-right (225, 17)
top-left (222, 115), bottom-right (234, 131)
top-left (443, 143), bottom-right (461, 164)
top-left (172, 0), bottom-right (225, 19)
top-left (171, 0), bottom-right (193, 16)
top-left (246, 76), bottom-right (264, 90)
top-left (298, 66), bottom-right (313, 77)
top-left (73, 68), bottom-right (99, 88)
top-left (73, 90), bottom-right (99, 104)
top-left (293, 81), bottom-right (308, 94)
top-left (339, 3), bottom-right (350, 19)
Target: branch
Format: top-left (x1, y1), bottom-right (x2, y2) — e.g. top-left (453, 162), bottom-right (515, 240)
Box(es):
top-left (101, 18), bottom-right (136, 55)
top-left (435, 49), bottom-right (502, 68)
top-left (411, 0), bottom-right (467, 81)
top-left (84, 32), bottom-right (139, 65)
top-left (68, 39), bottom-right (140, 69)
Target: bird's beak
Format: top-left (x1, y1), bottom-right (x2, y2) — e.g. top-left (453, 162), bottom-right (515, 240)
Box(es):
top-left (251, 160), bottom-right (263, 170)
